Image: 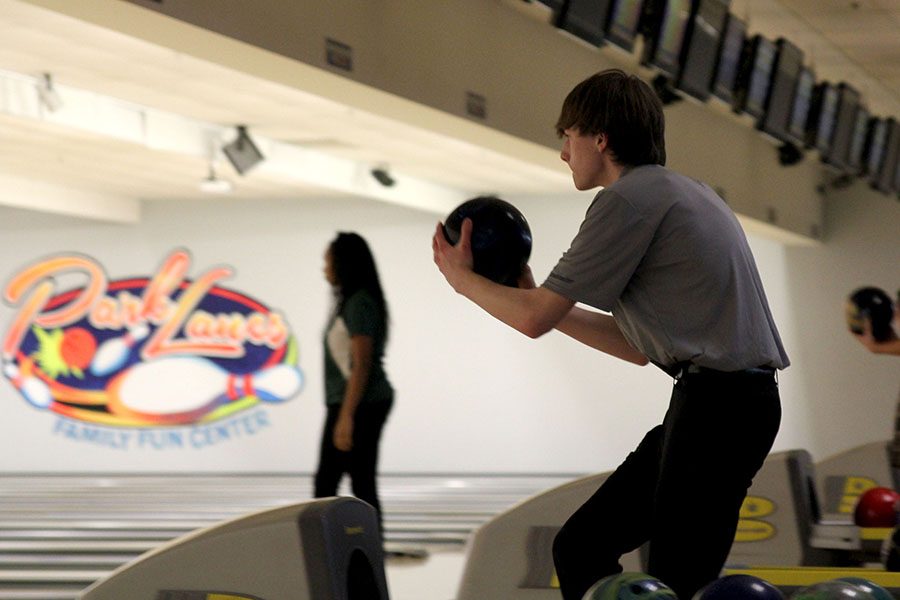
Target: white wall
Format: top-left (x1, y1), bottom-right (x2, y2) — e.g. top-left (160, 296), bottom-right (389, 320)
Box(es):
top-left (779, 186), bottom-right (900, 460)
top-left (1, 177), bottom-right (897, 474)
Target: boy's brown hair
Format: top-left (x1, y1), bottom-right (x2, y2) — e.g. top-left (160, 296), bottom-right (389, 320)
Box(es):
top-left (556, 69), bottom-right (667, 167)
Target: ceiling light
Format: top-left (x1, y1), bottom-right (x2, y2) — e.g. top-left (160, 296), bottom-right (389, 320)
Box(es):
top-left (36, 73), bottom-right (63, 112)
top-left (222, 125), bottom-right (264, 175)
top-left (199, 165), bottom-right (233, 194)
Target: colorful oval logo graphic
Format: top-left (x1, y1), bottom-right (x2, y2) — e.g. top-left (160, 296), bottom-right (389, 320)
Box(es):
top-left (3, 250), bottom-right (303, 427)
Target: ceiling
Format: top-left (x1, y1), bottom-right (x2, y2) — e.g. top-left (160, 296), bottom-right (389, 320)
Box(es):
top-left (0, 0), bottom-right (898, 223)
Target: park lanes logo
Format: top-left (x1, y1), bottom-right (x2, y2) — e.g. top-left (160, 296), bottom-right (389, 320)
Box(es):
top-left (2, 249), bottom-right (303, 449)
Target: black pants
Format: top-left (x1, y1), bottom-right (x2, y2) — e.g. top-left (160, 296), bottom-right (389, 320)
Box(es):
top-left (314, 399), bottom-right (393, 535)
top-left (553, 369), bottom-right (781, 600)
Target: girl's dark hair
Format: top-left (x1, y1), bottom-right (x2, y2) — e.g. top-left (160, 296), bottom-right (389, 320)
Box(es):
top-left (555, 69), bottom-right (666, 167)
top-left (329, 232), bottom-right (389, 336)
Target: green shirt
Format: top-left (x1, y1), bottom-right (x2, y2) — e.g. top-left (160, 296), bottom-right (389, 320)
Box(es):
top-left (323, 290), bottom-right (393, 406)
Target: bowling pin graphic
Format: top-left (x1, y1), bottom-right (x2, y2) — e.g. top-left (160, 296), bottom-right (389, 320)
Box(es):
top-left (3, 361), bottom-right (53, 408)
top-left (107, 356), bottom-right (303, 425)
top-left (90, 323), bottom-right (151, 377)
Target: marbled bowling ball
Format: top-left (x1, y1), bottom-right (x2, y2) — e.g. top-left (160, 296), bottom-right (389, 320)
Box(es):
top-left (835, 577), bottom-right (893, 600)
top-left (789, 579), bottom-right (875, 599)
top-left (582, 572), bottom-right (678, 600)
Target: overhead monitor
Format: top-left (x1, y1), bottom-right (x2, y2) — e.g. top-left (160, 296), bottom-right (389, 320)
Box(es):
top-left (822, 83), bottom-right (860, 172)
top-left (758, 38), bottom-right (804, 145)
top-left (733, 34), bottom-right (777, 120)
top-left (711, 14), bottom-right (747, 105)
top-left (895, 150), bottom-right (900, 195)
top-left (641, 0), bottom-right (693, 80)
top-left (809, 82), bottom-right (839, 155)
top-left (554, 0), bottom-right (614, 46)
top-left (787, 67), bottom-right (815, 146)
top-left (675, 0), bottom-right (731, 102)
top-left (605, 0), bottom-right (646, 52)
top-left (872, 118), bottom-right (900, 194)
top-left (863, 117), bottom-right (888, 179)
top-left (847, 105), bottom-right (870, 174)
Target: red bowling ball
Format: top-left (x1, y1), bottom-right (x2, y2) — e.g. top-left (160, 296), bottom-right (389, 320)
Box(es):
top-left (854, 487), bottom-right (900, 528)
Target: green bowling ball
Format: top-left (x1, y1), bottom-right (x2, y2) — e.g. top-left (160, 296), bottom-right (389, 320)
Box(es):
top-left (583, 572), bottom-right (678, 600)
top-left (790, 579), bottom-right (876, 599)
top-left (835, 577), bottom-right (892, 600)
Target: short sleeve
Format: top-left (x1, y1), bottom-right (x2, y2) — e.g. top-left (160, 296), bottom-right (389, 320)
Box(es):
top-left (543, 190), bottom-right (657, 311)
top-left (342, 292), bottom-right (379, 337)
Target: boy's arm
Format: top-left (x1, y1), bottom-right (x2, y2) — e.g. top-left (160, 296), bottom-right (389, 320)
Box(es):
top-left (433, 219), bottom-right (647, 366)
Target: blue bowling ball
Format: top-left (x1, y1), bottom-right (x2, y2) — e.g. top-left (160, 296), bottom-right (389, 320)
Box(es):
top-left (442, 196), bottom-right (532, 287)
top-left (692, 574), bottom-right (784, 599)
top-left (582, 572), bottom-right (678, 599)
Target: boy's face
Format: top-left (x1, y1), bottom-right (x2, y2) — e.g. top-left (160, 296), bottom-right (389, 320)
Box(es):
top-left (560, 128), bottom-right (606, 190)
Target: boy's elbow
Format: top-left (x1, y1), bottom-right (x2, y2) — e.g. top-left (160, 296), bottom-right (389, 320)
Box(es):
top-left (522, 326), bottom-right (544, 339)
top-left (519, 315), bottom-right (554, 339)
top-left (517, 290), bottom-right (571, 339)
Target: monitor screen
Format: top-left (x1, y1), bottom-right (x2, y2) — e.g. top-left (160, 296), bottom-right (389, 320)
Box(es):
top-left (606, 0), bottom-right (645, 51)
top-left (811, 83), bottom-right (839, 155)
top-left (734, 35), bottom-right (776, 120)
top-left (787, 67), bottom-right (814, 145)
top-left (759, 38), bottom-right (803, 144)
top-left (864, 117), bottom-right (887, 179)
top-left (554, 0), bottom-right (614, 46)
top-left (824, 83), bottom-right (860, 172)
top-left (676, 0), bottom-right (730, 102)
top-left (873, 118), bottom-right (900, 194)
top-left (847, 106), bottom-right (870, 173)
top-left (711, 14), bottom-right (746, 104)
top-left (641, 0), bottom-right (693, 79)
top-left (895, 151), bottom-right (900, 195)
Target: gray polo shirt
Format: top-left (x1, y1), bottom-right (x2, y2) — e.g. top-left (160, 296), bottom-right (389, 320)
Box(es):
top-left (544, 164), bottom-right (789, 372)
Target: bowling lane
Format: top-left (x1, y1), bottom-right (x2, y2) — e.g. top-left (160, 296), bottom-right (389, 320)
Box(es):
top-left (0, 472), bottom-right (580, 600)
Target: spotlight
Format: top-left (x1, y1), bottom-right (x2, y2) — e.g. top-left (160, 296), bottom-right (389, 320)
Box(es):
top-left (199, 164), bottom-right (233, 194)
top-left (36, 73), bottom-right (63, 112)
top-left (371, 167), bottom-right (395, 187)
top-left (222, 125), bottom-right (264, 175)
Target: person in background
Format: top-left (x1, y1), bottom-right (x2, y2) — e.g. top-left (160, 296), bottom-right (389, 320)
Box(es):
top-left (847, 288), bottom-right (900, 482)
top-left (315, 232), bottom-right (394, 538)
top-left (432, 69), bottom-right (788, 599)
top-left (850, 289), bottom-right (900, 356)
